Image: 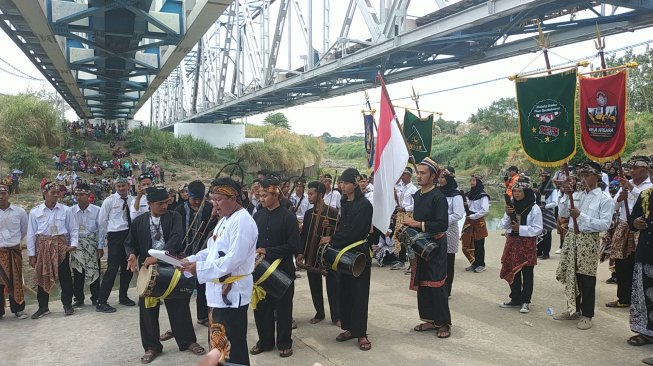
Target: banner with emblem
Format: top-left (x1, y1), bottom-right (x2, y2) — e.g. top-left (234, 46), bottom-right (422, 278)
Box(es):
top-left (364, 113), bottom-right (375, 169)
top-left (402, 110), bottom-right (433, 163)
top-left (515, 69), bottom-right (577, 167)
top-left (579, 70), bottom-right (627, 162)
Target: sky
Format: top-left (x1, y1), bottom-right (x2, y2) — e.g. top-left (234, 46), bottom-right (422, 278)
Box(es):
top-left (0, 2), bottom-right (651, 137)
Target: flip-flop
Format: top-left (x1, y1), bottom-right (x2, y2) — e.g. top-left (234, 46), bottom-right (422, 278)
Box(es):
top-left (358, 337), bottom-right (372, 351)
top-left (336, 331), bottom-right (355, 342)
top-left (629, 335), bottom-right (653, 346)
top-left (186, 342), bottom-right (205, 355)
top-left (414, 323), bottom-right (436, 332)
top-left (159, 330), bottom-right (173, 341)
top-left (250, 345), bottom-right (271, 355)
top-left (279, 348), bottom-right (293, 358)
top-left (140, 350), bottom-right (160, 364)
top-left (309, 317), bottom-right (324, 324)
top-left (436, 325), bottom-right (451, 339)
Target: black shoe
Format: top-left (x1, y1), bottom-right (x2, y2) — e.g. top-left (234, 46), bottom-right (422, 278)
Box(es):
top-left (31, 307), bottom-right (51, 319)
top-left (64, 306), bottom-right (75, 316)
top-left (119, 298), bottom-right (136, 306)
top-left (72, 300), bottom-right (84, 308)
top-left (91, 300), bottom-right (98, 306)
top-left (96, 303), bottom-right (117, 313)
top-left (606, 277), bottom-right (618, 284)
top-left (541, 255), bottom-right (550, 260)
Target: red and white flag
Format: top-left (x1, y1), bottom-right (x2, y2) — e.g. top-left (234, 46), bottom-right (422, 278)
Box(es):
top-left (372, 77), bottom-right (409, 233)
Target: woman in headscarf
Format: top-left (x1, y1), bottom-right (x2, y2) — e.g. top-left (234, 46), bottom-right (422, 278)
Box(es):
top-left (537, 171), bottom-right (559, 260)
top-left (461, 175), bottom-right (490, 273)
top-left (437, 167), bottom-right (465, 297)
top-left (499, 177), bottom-right (543, 314)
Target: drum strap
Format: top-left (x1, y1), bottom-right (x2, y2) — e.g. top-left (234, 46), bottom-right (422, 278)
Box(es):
top-left (144, 269), bottom-right (182, 309)
top-left (251, 258), bottom-right (282, 310)
top-left (331, 239), bottom-right (367, 271)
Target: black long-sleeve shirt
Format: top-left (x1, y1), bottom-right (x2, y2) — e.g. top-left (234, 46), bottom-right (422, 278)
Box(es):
top-left (629, 189), bottom-right (653, 265)
top-left (412, 187), bottom-right (449, 234)
top-left (330, 189), bottom-right (373, 259)
top-left (254, 205), bottom-right (300, 276)
top-left (124, 210), bottom-right (184, 266)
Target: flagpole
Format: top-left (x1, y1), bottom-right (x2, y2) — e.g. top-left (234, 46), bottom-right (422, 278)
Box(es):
top-left (537, 20), bottom-right (579, 234)
top-left (594, 25), bottom-right (631, 218)
top-left (377, 72), bottom-right (419, 171)
top-left (364, 91), bottom-right (379, 133)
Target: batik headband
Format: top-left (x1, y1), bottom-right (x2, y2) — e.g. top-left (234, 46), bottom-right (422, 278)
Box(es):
top-left (578, 162), bottom-right (601, 175)
top-left (262, 185), bottom-right (280, 194)
top-left (42, 182), bottom-right (59, 192)
top-left (212, 185), bottom-right (238, 197)
top-left (627, 156), bottom-right (651, 169)
top-left (471, 174), bottom-right (484, 180)
top-left (0, 184), bottom-right (9, 193)
top-left (513, 177), bottom-right (531, 190)
top-left (74, 188), bottom-right (91, 194)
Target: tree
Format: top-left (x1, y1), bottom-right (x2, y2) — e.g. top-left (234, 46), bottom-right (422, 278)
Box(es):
top-left (263, 112), bottom-right (290, 129)
top-left (468, 97), bottom-right (518, 133)
top-left (607, 48), bottom-right (653, 113)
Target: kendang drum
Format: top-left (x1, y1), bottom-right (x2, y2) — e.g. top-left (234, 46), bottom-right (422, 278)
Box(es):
top-left (137, 263), bottom-right (196, 299)
top-left (253, 254), bottom-right (293, 300)
top-left (317, 244), bottom-right (366, 277)
top-left (397, 226), bottom-right (439, 261)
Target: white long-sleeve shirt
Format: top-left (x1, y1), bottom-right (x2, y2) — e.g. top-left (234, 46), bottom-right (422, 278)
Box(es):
top-left (500, 205), bottom-right (543, 237)
top-left (0, 204), bottom-right (28, 247)
top-left (559, 187), bottom-right (615, 233)
top-left (614, 177), bottom-right (653, 221)
top-left (290, 193), bottom-right (312, 221)
top-left (542, 189), bottom-right (559, 209)
top-left (447, 195), bottom-right (466, 225)
top-left (399, 182), bottom-right (418, 212)
top-left (467, 196), bottom-right (489, 220)
top-left (324, 190), bottom-right (341, 210)
top-left (27, 202), bottom-right (79, 256)
top-left (72, 203), bottom-right (100, 242)
top-left (98, 192), bottom-right (133, 248)
top-left (130, 195), bottom-right (149, 219)
top-left (188, 208), bottom-right (258, 308)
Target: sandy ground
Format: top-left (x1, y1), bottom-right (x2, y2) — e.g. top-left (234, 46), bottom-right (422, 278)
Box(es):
top-left (1, 231), bottom-right (650, 366)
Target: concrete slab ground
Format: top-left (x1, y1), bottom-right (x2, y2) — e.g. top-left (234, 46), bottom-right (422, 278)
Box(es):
top-left (1, 231), bottom-right (650, 365)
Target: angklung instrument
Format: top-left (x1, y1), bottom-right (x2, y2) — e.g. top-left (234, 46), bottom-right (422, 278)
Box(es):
top-left (297, 200), bottom-right (338, 275)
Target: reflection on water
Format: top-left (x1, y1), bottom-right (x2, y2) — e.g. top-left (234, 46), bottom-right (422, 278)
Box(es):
top-left (486, 202), bottom-right (506, 231)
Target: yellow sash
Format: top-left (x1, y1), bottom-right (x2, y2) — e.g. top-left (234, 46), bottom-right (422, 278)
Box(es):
top-left (331, 239), bottom-right (367, 271)
top-left (251, 258), bottom-right (281, 310)
top-left (145, 268), bottom-right (182, 309)
top-left (212, 274), bottom-right (248, 284)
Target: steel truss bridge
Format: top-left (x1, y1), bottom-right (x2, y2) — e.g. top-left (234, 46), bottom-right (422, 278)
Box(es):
top-left (0, 1), bottom-right (652, 128)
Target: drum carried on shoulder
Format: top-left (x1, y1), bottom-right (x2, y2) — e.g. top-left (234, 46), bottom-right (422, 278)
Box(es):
top-left (253, 254), bottom-right (293, 300)
top-left (396, 226), bottom-right (439, 261)
top-left (137, 263), bottom-right (196, 299)
top-left (317, 244), bottom-right (366, 277)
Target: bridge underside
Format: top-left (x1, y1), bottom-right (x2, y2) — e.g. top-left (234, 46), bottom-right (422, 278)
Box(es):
top-left (161, 0), bottom-right (653, 127)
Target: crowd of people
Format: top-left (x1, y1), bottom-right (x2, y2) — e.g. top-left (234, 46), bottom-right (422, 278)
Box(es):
top-left (66, 120), bottom-right (132, 141)
top-left (2, 155), bottom-right (653, 365)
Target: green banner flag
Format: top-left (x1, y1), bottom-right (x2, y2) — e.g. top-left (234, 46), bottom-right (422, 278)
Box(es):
top-left (402, 110), bottom-right (433, 163)
top-left (516, 69), bottom-right (577, 167)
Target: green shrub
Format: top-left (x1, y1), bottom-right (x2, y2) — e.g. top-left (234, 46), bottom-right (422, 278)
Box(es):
top-left (6, 143), bottom-right (43, 176)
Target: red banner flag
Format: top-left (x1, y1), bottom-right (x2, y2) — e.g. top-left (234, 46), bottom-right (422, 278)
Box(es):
top-left (579, 71), bottom-right (627, 162)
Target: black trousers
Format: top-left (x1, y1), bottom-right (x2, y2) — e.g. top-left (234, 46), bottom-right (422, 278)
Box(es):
top-left (537, 231), bottom-right (552, 256)
top-left (575, 273), bottom-right (597, 318)
top-left (339, 265), bottom-right (371, 337)
top-left (0, 284), bottom-right (25, 315)
top-left (139, 296), bottom-right (197, 353)
top-left (446, 254), bottom-right (455, 297)
top-left (509, 266), bottom-right (534, 304)
top-left (615, 253), bottom-right (635, 305)
top-left (37, 253), bottom-right (73, 308)
top-left (254, 282), bottom-right (294, 350)
top-left (196, 280), bottom-right (208, 321)
top-left (472, 238), bottom-right (485, 267)
top-left (209, 305), bottom-right (250, 366)
top-left (98, 230), bottom-right (132, 304)
top-left (307, 269), bottom-right (340, 322)
top-left (72, 258), bottom-right (101, 303)
top-left (417, 285), bottom-right (451, 326)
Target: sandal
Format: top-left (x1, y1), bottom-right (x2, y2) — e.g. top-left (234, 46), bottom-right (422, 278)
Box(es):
top-left (249, 344), bottom-right (270, 355)
top-left (186, 342), bottom-right (205, 355)
top-left (606, 300), bottom-right (630, 308)
top-left (309, 316), bottom-right (324, 324)
top-left (140, 350), bottom-right (160, 364)
top-left (628, 334), bottom-right (653, 346)
top-left (336, 331), bottom-right (355, 342)
top-left (279, 348), bottom-right (293, 358)
top-left (197, 318), bottom-right (209, 327)
top-left (414, 323), bottom-right (436, 332)
top-left (159, 330), bottom-right (173, 341)
top-left (358, 337), bottom-right (372, 351)
top-left (436, 325), bottom-right (451, 339)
